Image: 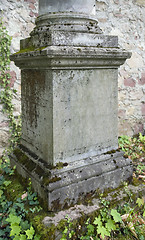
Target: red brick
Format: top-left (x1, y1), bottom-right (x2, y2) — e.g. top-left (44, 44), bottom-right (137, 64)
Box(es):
top-left (29, 3), bottom-right (36, 10)
top-left (124, 78), bottom-right (136, 87)
top-left (29, 11), bottom-right (35, 17)
top-left (9, 71), bottom-right (17, 87)
top-left (138, 72), bottom-right (145, 85)
top-left (34, 13), bottom-right (39, 18)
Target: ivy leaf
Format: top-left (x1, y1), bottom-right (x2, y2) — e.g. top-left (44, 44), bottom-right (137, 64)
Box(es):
top-left (111, 209), bottom-right (122, 223)
top-left (0, 229), bottom-right (5, 236)
top-left (13, 236), bottom-right (21, 240)
top-left (20, 220), bottom-right (30, 230)
top-left (105, 219), bottom-right (116, 232)
top-left (20, 235), bottom-right (27, 240)
top-left (87, 224), bottom-right (94, 235)
top-left (4, 180), bottom-right (11, 186)
top-left (143, 210), bottom-right (145, 218)
top-left (0, 190), bottom-right (3, 197)
top-left (93, 215), bottom-right (102, 226)
top-left (63, 227), bottom-right (68, 234)
top-left (6, 214), bottom-right (21, 225)
top-left (136, 198), bottom-right (144, 207)
top-left (25, 226), bottom-right (35, 239)
top-left (10, 224), bottom-right (21, 236)
top-left (34, 235), bottom-right (41, 240)
top-left (97, 225), bottom-right (110, 239)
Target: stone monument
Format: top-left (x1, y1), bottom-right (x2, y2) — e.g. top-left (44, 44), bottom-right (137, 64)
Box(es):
top-left (10, 0), bottom-right (133, 210)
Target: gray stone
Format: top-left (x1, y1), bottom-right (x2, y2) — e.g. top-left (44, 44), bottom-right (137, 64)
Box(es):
top-left (42, 183), bottom-right (145, 227)
top-left (10, 0), bottom-right (132, 210)
top-left (10, 147), bottom-right (133, 210)
top-left (0, 130), bottom-right (10, 148)
top-left (39, 0), bottom-right (96, 16)
top-left (11, 47), bottom-right (130, 166)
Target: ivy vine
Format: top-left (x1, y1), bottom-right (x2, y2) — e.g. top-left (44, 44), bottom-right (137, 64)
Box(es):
top-left (0, 19), bottom-right (41, 240)
top-left (0, 18), bottom-right (21, 156)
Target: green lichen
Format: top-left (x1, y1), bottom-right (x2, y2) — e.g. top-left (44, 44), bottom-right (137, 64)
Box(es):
top-left (42, 175), bottom-right (61, 186)
top-left (13, 46), bottom-right (47, 55)
top-left (104, 149), bottom-right (119, 155)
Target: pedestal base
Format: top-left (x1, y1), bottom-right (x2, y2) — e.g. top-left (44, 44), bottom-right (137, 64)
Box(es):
top-left (10, 147), bottom-right (133, 211)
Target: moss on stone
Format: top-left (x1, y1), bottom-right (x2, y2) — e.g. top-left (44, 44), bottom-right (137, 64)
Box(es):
top-left (13, 46), bottom-right (47, 55)
top-left (13, 148), bottom-right (37, 172)
top-left (42, 175), bottom-right (61, 186)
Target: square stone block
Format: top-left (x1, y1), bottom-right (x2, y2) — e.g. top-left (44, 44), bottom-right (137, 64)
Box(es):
top-left (21, 68), bottom-right (118, 165)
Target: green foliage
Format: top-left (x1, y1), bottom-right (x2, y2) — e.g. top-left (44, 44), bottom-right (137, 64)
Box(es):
top-left (0, 18), bottom-right (21, 156)
top-left (60, 197), bottom-right (124, 240)
top-left (119, 133), bottom-right (145, 185)
top-left (60, 187), bottom-right (145, 240)
top-left (6, 213), bottom-right (38, 239)
top-left (61, 217), bottom-right (75, 240)
top-left (0, 20), bottom-right (41, 240)
top-left (0, 159), bottom-right (41, 239)
top-left (118, 133), bottom-right (145, 161)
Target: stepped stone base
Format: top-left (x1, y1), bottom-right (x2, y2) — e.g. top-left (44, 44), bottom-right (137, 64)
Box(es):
top-left (10, 146), bottom-right (133, 211)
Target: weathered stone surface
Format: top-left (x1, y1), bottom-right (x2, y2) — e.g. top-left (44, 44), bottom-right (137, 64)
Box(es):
top-left (141, 103), bottom-right (145, 118)
top-left (96, 0), bottom-right (145, 135)
top-left (10, 0), bottom-right (132, 210)
top-left (0, 0), bottom-right (37, 150)
top-left (138, 72), bottom-right (145, 85)
top-left (11, 45), bottom-right (130, 166)
top-left (11, 147), bottom-right (133, 210)
top-left (42, 183), bottom-right (145, 227)
top-left (1, 0), bottom-right (145, 139)
top-left (8, 0), bottom-right (133, 211)
top-left (0, 130), bottom-right (10, 148)
top-left (135, 0), bottom-right (145, 6)
top-left (39, 0), bottom-right (96, 16)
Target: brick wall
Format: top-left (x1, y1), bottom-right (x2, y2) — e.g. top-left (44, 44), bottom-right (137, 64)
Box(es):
top-left (0, 0), bottom-right (145, 155)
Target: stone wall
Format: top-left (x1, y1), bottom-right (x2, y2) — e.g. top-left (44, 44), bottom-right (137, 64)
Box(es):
top-left (0, 0), bottom-right (38, 155)
top-left (0, 0), bottom-right (145, 155)
top-left (96, 0), bottom-right (145, 136)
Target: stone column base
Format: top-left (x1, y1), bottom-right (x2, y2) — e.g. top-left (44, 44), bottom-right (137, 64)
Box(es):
top-left (10, 147), bottom-right (133, 211)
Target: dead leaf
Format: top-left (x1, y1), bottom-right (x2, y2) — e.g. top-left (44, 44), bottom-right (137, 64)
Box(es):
top-left (128, 222), bottom-right (138, 239)
top-left (138, 175), bottom-right (145, 179)
top-left (121, 214), bottom-right (129, 222)
top-left (21, 192), bottom-right (28, 200)
top-left (137, 218), bottom-right (145, 225)
top-left (100, 236), bottom-right (109, 240)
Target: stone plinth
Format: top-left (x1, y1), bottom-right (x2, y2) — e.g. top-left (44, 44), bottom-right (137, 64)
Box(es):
top-left (10, 0), bottom-right (133, 210)
top-left (12, 46), bottom-right (130, 166)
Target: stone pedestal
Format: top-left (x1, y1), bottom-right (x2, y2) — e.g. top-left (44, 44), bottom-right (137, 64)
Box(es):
top-left (10, 0), bottom-right (133, 210)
